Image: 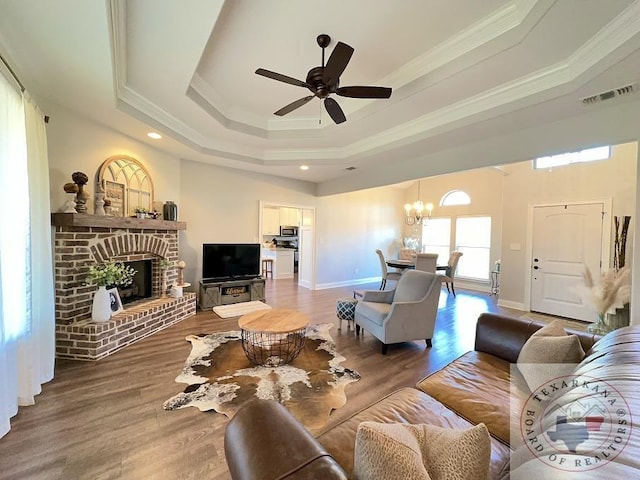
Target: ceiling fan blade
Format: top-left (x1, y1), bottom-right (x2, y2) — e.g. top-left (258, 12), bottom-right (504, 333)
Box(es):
top-left (274, 95), bottom-right (315, 116)
top-left (324, 97), bottom-right (346, 124)
top-left (322, 42), bottom-right (354, 86)
top-left (255, 68), bottom-right (311, 89)
top-left (336, 86), bottom-right (392, 99)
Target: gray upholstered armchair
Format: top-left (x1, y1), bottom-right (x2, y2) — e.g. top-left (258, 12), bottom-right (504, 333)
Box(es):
top-left (354, 270), bottom-right (441, 354)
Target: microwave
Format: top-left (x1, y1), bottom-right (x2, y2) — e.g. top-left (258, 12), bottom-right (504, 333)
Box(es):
top-left (280, 226), bottom-right (298, 236)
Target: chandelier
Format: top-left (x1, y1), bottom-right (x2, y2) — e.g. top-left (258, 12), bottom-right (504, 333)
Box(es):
top-left (404, 180), bottom-right (433, 226)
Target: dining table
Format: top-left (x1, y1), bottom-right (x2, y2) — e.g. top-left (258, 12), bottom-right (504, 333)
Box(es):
top-left (385, 259), bottom-right (415, 270)
top-left (386, 259), bottom-right (448, 272)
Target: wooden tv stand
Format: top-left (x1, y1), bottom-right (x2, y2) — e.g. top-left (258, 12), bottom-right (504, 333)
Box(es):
top-left (198, 277), bottom-right (266, 309)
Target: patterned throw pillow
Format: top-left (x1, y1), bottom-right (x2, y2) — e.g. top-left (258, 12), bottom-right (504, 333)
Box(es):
top-left (353, 422), bottom-right (491, 480)
top-left (517, 320), bottom-right (585, 392)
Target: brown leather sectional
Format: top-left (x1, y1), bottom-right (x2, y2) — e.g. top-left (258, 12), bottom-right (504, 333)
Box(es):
top-left (225, 313), bottom-right (640, 479)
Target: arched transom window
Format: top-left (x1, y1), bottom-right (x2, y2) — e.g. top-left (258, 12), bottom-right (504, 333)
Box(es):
top-left (440, 190), bottom-right (471, 207)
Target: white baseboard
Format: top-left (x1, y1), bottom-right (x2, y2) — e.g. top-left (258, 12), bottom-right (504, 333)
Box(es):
top-left (315, 276), bottom-right (380, 290)
top-left (498, 299), bottom-right (525, 310)
top-left (452, 280), bottom-right (490, 293)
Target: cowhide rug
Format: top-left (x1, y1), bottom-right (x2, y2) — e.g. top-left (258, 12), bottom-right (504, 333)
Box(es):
top-left (163, 323), bottom-right (360, 430)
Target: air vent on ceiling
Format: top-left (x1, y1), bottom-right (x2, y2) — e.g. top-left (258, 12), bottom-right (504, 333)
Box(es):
top-left (345, 166), bottom-right (356, 171)
top-left (581, 83), bottom-right (637, 105)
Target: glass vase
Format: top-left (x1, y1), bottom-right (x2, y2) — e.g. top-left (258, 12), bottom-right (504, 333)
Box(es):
top-left (588, 313), bottom-right (610, 335)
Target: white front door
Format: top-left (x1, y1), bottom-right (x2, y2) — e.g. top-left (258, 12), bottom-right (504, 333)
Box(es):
top-left (530, 203), bottom-right (604, 321)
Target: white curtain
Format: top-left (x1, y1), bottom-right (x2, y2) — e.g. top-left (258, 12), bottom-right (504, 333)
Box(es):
top-left (0, 74), bottom-right (55, 439)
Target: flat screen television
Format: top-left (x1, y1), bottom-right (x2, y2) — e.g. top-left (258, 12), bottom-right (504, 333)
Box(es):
top-left (202, 243), bottom-right (261, 281)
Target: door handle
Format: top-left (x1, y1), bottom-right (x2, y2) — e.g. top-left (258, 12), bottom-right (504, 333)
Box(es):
top-left (533, 265), bottom-right (540, 270)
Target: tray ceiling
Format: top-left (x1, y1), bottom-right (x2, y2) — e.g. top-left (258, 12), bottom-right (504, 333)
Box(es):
top-left (2, 0), bottom-right (640, 194)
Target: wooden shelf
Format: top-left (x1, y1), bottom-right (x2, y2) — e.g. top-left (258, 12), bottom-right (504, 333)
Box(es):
top-left (51, 213), bottom-right (186, 231)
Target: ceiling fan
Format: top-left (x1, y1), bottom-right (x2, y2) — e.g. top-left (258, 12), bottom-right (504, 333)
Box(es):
top-left (255, 34), bottom-right (392, 124)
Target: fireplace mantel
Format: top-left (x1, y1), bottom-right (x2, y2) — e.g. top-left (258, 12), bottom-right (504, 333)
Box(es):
top-left (51, 213), bottom-right (186, 231)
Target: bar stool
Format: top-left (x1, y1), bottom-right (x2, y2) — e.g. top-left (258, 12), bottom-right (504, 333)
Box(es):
top-left (261, 258), bottom-right (274, 279)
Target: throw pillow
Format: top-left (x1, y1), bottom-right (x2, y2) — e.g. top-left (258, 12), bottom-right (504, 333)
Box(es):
top-left (517, 320), bottom-right (585, 392)
top-left (353, 422), bottom-right (491, 480)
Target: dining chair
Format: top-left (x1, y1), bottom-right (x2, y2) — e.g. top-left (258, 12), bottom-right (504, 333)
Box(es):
top-left (438, 251), bottom-right (463, 296)
top-left (415, 253), bottom-right (438, 273)
top-left (375, 249), bottom-right (402, 290)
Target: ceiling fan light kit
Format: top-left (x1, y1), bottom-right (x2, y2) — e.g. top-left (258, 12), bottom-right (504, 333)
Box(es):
top-left (255, 34), bottom-right (392, 124)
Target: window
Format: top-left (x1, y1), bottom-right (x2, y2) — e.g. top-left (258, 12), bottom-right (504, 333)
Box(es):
top-left (421, 218), bottom-right (451, 266)
top-left (0, 74), bottom-right (28, 339)
top-left (455, 216), bottom-right (491, 281)
top-left (440, 190), bottom-right (470, 206)
top-left (534, 146), bottom-right (610, 170)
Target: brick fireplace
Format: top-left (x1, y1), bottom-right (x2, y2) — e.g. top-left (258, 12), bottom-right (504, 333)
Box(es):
top-left (52, 213), bottom-right (196, 361)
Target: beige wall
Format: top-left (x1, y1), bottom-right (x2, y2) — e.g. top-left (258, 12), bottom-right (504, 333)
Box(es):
top-left (43, 103), bottom-right (639, 317)
top-left (179, 159), bottom-right (404, 287)
top-left (45, 104), bottom-right (181, 214)
top-left (45, 103), bottom-right (405, 289)
top-left (314, 188), bottom-right (404, 286)
top-left (499, 142), bottom-right (637, 308)
top-left (178, 159), bottom-right (315, 284)
top-left (399, 143), bottom-right (637, 304)
top-left (401, 168), bottom-right (505, 288)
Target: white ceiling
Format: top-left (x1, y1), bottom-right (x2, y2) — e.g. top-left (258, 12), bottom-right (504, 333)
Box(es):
top-left (2, 0), bottom-right (640, 194)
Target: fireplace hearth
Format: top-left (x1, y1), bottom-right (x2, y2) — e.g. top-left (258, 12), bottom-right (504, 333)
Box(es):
top-left (51, 213), bottom-right (196, 361)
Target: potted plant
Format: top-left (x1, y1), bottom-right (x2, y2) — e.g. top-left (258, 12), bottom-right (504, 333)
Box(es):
top-left (135, 207), bottom-right (148, 219)
top-left (86, 260), bottom-right (137, 322)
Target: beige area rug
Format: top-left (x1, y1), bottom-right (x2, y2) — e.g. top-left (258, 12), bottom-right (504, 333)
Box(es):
top-left (163, 323), bottom-right (360, 431)
top-left (519, 311), bottom-right (590, 332)
top-left (212, 300), bottom-right (271, 318)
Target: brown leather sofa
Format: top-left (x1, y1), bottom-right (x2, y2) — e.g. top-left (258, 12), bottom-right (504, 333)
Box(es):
top-left (225, 313), bottom-right (639, 479)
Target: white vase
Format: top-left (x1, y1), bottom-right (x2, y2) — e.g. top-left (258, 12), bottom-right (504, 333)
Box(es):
top-left (91, 285), bottom-right (112, 323)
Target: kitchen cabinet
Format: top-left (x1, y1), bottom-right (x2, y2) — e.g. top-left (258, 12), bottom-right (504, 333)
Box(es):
top-left (263, 207), bottom-right (280, 235)
top-left (262, 248), bottom-right (294, 279)
top-left (279, 207), bottom-right (300, 227)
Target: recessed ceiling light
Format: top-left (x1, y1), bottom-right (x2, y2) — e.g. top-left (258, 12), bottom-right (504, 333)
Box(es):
top-left (300, 165), bottom-right (309, 170)
top-left (147, 132), bottom-right (162, 139)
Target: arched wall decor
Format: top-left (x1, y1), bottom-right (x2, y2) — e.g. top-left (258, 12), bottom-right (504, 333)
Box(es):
top-left (98, 155), bottom-right (154, 217)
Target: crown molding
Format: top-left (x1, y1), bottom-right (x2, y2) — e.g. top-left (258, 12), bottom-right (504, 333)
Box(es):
top-left (382, 0), bottom-right (549, 89)
top-left (109, 0), bottom-right (640, 168)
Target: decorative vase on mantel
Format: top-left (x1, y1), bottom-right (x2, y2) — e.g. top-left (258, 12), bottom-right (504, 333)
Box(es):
top-left (92, 285), bottom-right (111, 323)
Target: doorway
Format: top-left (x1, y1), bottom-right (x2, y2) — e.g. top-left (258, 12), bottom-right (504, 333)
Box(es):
top-left (259, 201), bottom-right (315, 289)
top-left (529, 202), bottom-right (607, 321)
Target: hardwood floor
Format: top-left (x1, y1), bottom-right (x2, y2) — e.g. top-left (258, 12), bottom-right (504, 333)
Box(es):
top-left (0, 279), bottom-right (525, 479)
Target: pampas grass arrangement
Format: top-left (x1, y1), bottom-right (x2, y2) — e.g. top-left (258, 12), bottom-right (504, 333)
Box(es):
top-left (582, 266), bottom-right (631, 333)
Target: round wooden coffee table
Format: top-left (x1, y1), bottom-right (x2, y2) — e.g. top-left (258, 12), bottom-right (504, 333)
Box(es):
top-left (238, 308), bottom-right (310, 367)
